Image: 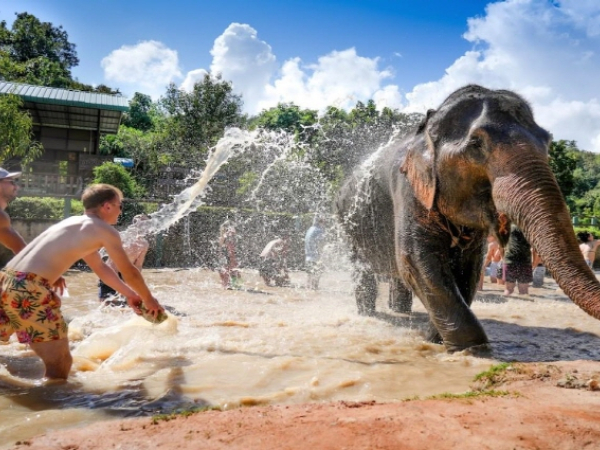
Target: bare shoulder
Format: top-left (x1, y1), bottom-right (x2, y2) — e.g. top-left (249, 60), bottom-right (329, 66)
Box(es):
top-left (57, 215), bottom-right (120, 243)
top-left (0, 209), bottom-right (10, 226)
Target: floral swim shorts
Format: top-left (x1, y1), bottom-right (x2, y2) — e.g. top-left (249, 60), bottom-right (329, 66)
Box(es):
top-left (0, 269), bottom-right (67, 344)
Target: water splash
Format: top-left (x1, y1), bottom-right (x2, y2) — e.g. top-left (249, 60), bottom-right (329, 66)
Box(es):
top-left (124, 128), bottom-right (253, 240)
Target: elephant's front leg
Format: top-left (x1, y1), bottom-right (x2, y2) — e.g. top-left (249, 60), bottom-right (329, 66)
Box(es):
top-left (388, 277), bottom-right (412, 314)
top-left (353, 265), bottom-right (378, 316)
top-left (450, 238), bottom-right (486, 308)
top-left (403, 243), bottom-right (489, 351)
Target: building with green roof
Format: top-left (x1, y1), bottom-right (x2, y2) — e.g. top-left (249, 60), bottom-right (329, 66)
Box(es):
top-left (0, 80), bottom-right (129, 197)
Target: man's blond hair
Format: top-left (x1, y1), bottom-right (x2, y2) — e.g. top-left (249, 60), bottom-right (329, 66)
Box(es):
top-left (82, 184), bottom-right (123, 210)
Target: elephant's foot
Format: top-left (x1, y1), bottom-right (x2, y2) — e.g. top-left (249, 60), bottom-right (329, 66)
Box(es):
top-left (424, 324), bottom-right (443, 344)
top-left (445, 342), bottom-right (492, 356)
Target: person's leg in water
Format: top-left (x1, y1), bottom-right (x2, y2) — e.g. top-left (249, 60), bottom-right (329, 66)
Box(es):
top-left (0, 271), bottom-right (71, 379)
top-left (307, 261), bottom-right (322, 290)
top-left (503, 263), bottom-right (515, 295)
top-left (30, 339), bottom-right (72, 380)
top-left (219, 268), bottom-right (231, 288)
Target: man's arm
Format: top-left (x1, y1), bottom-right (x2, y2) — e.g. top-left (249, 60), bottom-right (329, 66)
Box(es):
top-left (84, 251), bottom-right (142, 312)
top-left (102, 228), bottom-right (163, 316)
top-left (0, 210), bottom-right (27, 253)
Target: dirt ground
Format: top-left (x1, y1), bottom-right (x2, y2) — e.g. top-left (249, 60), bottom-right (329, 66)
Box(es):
top-left (10, 360), bottom-right (600, 450)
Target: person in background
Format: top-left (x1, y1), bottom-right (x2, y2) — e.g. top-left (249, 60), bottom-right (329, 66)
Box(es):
top-left (218, 220), bottom-right (242, 289)
top-left (0, 184), bottom-right (164, 380)
top-left (531, 248), bottom-right (545, 288)
top-left (578, 231), bottom-right (600, 269)
top-left (0, 168), bottom-right (27, 255)
top-left (259, 235), bottom-right (290, 287)
top-left (503, 225), bottom-right (533, 295)
top-left (304, 216), bottom-right (325, 290)
top-left (98, 214), bottom-right (151, 304)
top-left (479, 235), bottom-right (502, 290)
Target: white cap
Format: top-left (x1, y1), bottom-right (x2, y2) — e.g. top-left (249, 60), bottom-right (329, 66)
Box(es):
top-left (0, 168), bottom-right (21, 180)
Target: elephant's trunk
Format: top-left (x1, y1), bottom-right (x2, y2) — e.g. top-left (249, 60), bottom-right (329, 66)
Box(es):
top-left (492, 149), bottom-right (600, 320)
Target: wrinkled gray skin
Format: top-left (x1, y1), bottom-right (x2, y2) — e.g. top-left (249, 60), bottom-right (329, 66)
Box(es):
top-left (336, 84), bottom-right (600, 352)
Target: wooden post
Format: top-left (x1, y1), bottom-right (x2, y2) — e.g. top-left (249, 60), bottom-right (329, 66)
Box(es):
top-left (63, 197), bottom-right (72, 218)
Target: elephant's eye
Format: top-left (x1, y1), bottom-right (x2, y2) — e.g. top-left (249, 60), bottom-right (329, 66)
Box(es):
top-left (463, 136), bottom-right (487, 163)
top-left (467, 136), bottom-right (484, 150)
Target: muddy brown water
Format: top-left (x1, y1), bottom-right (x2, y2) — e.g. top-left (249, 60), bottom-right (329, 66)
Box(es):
top-left (1, 268), bottom-right (600, 447)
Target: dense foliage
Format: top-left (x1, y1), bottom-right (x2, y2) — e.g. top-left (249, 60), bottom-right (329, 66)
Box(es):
top-left (0, 12), bottom-right (118, 92)
top-left (0, 93), bottom-right (42, 165)
top-left (7, 196), bottom-right (83, 219)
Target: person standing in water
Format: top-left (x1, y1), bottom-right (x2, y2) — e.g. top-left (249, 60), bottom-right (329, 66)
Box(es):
top-left (304, 216), bottom-right (325, 290)
top-left (578, 232), bottom-right (600, 269)
top-left (0, 184), bottom-right (164, 380)
top-left (259, 235), bottom-right (290, 287)
top-left (218, 220), bottom-right (242, 288)
top-left (503, 225), bottom-right (533, 295)
top-left (479, 235), bottom-right (503, 289)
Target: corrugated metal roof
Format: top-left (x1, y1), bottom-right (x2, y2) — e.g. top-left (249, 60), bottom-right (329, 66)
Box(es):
top-left (0, 81), bottom-right (129, 111)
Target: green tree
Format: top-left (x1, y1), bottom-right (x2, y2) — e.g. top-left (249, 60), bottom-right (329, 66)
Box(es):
top-left (122, 92), bottom-right (155, 131)
top-left (313, 101), bottom-right (423, 182)
top-left (92, 162), bottom-right (144, 199)
top-left (250, 103), bottom-right (318, 138)
top-left (548, 140), bottom-right (577, 200)
top-left (0, 93), bottom-right (42, 164)
top-left (157, 73), bottom-right (244, 167)
top-left (0, 12), bottom-right (119, 93)
top-left (1, 12), bottom-right (78, 71)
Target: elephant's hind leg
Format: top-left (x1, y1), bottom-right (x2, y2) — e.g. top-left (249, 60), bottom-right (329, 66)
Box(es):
top-left (388, 278), bottom-right (412, 314)
top-left (354, 267), bottom-right (378, 316)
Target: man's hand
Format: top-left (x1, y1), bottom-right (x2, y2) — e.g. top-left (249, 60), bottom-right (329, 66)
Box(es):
top-left (126, 294), bottom-right (143, 315)
top-left (52, 277), bottom-right (67, 296)
top-left (141, 295), bottom-right (165, 319)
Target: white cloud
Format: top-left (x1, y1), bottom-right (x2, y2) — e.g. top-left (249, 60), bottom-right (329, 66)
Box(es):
top-left (182, 25), bottom-right (402, 115)
top-left (261, 48), bottom-right (399, 113)
top-left (101, 40), bottom-right (182, 99)
top-left (208, 23), bottom-right (277, 115)
top-left (404, 0), bottom-right (600, 152)
top-left (180, 68), bottom-right (209, 92)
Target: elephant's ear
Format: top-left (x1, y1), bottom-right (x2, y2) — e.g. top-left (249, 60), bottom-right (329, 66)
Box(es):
top-left (401, 111), bottom-right (437, 211)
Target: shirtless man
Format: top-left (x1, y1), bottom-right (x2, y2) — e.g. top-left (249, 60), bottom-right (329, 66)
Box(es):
top-left (259, 236), bottom-right (290, 287)
top-left (0, 168), bottom-right (27, 254)
top-left (479, 235), bottom-right (503, 289)
top-left (0, 184), bottom-right (164, 380)
top-left (578, 232), bottom-right (600, 268)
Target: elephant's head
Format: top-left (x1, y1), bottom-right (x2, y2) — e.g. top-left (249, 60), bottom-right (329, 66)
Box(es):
top-left (402, 84), bottom-right (600, 320)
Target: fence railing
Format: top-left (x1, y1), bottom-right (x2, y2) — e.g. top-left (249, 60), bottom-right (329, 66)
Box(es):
top-left (19, 172), bottom-right (83, 197)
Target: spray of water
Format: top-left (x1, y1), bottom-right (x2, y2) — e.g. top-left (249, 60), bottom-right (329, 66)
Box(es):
top-left (122, 128), bottom-right (254, 241)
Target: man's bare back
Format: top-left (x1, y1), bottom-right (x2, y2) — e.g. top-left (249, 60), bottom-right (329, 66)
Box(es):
top-left (9, 215), bottom-right (122, 283)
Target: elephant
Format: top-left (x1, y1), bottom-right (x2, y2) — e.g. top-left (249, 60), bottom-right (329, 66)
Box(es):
top-left (335, 84), bottom-right (600, 352)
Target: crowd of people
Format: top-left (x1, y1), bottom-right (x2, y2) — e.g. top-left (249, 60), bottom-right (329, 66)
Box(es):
top-left (480, 226), bottom-right (600, 295)
top-left (219, 215), bottom-right (326, 290)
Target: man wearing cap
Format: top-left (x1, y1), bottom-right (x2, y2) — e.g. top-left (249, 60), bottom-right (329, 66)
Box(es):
top-left (0, 168), bottom-right (27, 255)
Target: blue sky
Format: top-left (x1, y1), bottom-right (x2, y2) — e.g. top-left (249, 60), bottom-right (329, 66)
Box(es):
top-left (2, 1), bottom-right (600, 152)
